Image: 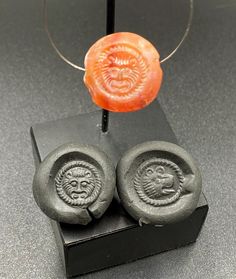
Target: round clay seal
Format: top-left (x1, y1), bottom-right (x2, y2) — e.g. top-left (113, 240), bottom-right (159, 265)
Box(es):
top-left (33, 143), bottom-right (115, 225)
top-left (116, 141), bottom-right (202, 225)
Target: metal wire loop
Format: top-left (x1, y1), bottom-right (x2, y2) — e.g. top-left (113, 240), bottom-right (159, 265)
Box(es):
top-left (43, 0), bottom-right (194, 71)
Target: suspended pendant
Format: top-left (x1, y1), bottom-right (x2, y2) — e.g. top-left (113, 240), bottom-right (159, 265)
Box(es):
top-left (84, 32), bottom-right (163, 112)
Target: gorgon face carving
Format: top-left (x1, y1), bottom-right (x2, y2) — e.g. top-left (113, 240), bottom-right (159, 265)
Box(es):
top-left (93, 43), bottom-right (148, 98)
top-left (84, 33), bottom-right (163, 112)
top-left (61, 167), bottom-right (95, 200)
top-left (142, 166), bottom-right (175, 199)
top-left (102, 52), bottom-right (141, 94)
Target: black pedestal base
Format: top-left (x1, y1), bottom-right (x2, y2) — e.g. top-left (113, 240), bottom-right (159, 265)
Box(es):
top-left (31, 101), bottom-right (208, 278)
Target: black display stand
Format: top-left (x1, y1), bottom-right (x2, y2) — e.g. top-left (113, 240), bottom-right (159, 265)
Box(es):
top-left (31, 101), bottom-right (208, 278)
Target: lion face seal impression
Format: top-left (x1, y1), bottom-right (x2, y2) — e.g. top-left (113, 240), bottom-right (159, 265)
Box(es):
top-left (33, 143), bottom-right (115, 225)
top-left (117, 141), bottom-right (202, 226)
top-left (134, 158), bottom-right (184, 206)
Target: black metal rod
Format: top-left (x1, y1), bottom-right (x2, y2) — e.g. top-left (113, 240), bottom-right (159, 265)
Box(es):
top-left (101, 0), bottom-right (115, 133)
top-left (106, 0), bottom-right (115, 34)
top-left (101, 109), bottom-right (109, 133)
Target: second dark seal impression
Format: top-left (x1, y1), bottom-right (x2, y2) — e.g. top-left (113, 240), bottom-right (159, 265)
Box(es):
top-left (33, 143), bottom-right (115, 225)
top-left (117, 141), bottom-right (202, 226)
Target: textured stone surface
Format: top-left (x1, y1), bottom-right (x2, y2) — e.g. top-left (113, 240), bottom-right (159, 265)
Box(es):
top-left (84, 32), bottom-right (162, 112)
top-left (0, 0), bottom-right (235, 279)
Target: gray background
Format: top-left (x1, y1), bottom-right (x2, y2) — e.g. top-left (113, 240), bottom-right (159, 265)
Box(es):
top-left (0, 0), bottom-right (235, 278)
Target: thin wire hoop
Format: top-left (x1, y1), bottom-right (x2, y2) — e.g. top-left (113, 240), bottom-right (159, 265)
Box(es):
top-left (43, 0), bottom-right (194, 72)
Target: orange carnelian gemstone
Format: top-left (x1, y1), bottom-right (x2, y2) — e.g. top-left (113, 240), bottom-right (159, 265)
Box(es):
top-left (84, 32), bottom-right (163, 112)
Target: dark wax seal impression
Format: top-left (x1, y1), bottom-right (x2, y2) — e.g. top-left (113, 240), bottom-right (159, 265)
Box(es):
top-left (116, 141), bottom-right (202, 226)
top-left (33, 143), bottom-right (115, 225)
top-left (55, 160), bottom-right (102, 207)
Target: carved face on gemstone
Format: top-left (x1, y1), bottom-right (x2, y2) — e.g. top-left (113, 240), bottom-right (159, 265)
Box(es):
top-left (55, 161), bottom-right (102, 207)
top-left (101, 49), bottom-right (146, 94)
top-left (84, 32), bottom-right (163, 112)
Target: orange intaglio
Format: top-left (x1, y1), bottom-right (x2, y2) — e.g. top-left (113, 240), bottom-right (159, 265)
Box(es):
top-left (84, 32), bottom-right (163, 112)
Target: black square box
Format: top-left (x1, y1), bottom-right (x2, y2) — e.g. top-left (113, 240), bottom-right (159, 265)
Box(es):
top-left (31, 101), bottom-right (208, 278)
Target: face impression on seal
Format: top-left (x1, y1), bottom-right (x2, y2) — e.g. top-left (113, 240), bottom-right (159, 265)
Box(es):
top-left (142, 166), bottom-right (175, 199)
top-left (62, 167), bottom-right (96, 200)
